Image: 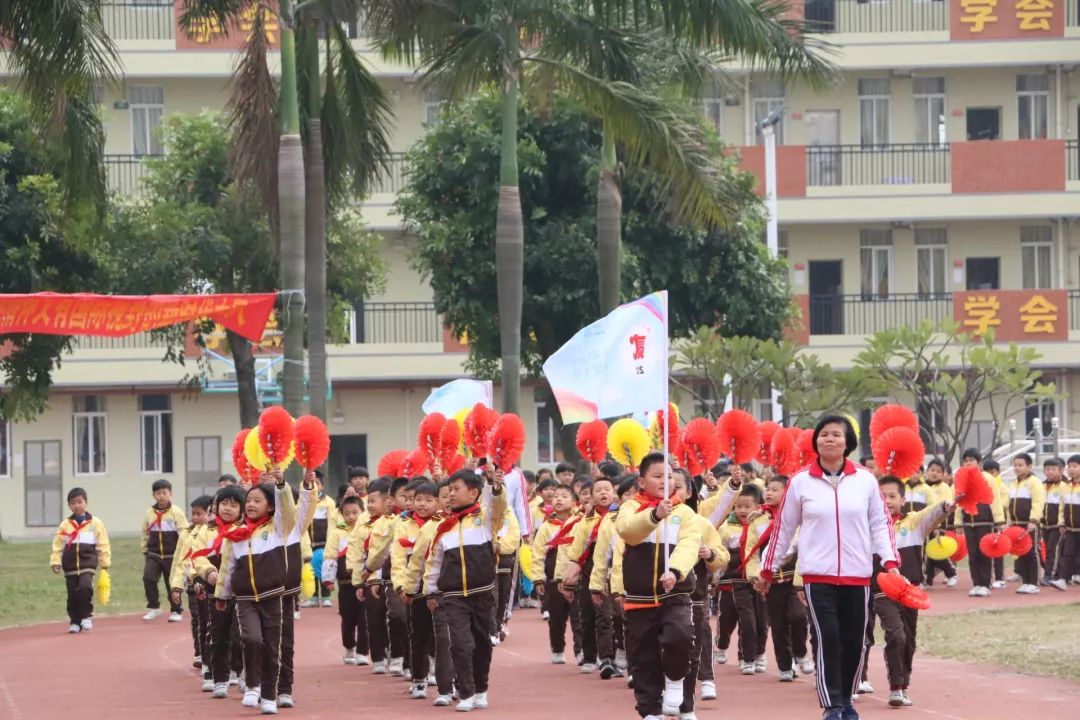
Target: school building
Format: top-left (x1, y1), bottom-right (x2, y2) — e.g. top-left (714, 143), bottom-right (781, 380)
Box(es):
top-left (2, 0), bottom-right (1080, 538)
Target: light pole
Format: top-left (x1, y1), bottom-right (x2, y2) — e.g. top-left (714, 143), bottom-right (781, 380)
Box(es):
top-left (760, 107), bottom-right (787, 423)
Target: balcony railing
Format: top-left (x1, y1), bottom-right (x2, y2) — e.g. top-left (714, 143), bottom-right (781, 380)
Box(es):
top-left (102, 1), bottom-right (175, 41)
top-left (808, 293), bottom-right (953, 335)
top-left (1068, 139), bottom-right (1079, 182)
top-left (70, 332), bottom-right (171, 350)
top-left (104, 154), bottom-right (156, 196)
top-left (805, 0), bottom-right (948, 34)
top-left (370, 153), bottom-right (408, 195)
top-left (348, 301), bottom-right (441, 344)
top-left (807, 144), bottom-right (950, 187)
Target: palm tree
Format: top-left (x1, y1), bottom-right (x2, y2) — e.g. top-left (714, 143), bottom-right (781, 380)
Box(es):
top-left (0, 0), bottom-right (120, 204)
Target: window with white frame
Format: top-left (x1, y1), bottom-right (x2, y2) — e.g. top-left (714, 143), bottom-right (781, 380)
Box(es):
top-left (701, 83), bottom-right (724, 133)
top-left (913, 77), bottom-right (946, 146)
top-left (858, 78), bottom-right (891, 147)
top-left (750, 381), bottom-right (775, 422)
top-left (534, 391), bottom-right (564, 466)
top-left (73, 396), bottom-right (107, 475)
top-left (777, 230), bottom-right (789, 260)
top-left (859, 228), bottom-right (893, 299)
top-left (915, 228), bottom-right (948, 297)
top-left (424, 88), bottom-right (446, 126)
top-left (130, 85), bottom-right (165, 156)
top-left (1021, 225), bottom-right (1054, 289)
top-left (0, 420), bottom-right (9, 477)
top-left (751, 80), bottom-right (785, 145)
top-left (139, 394), bottom-right (173, 474)
top-left (1017, 74), bottom-right (1049, 140)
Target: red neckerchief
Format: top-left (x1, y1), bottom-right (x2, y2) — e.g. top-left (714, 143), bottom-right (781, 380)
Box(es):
top-left (426, 503), bottom-right (481, 558)
top-left (362, 514), bottom-right (383, 553)
top-left (150, 505), bottom-right (170, 531)
top-left (576, 506), bottom-right (611, 565)
top-left (632, 492), bottom-right (683, 513)
top-left (192, 517), bottom-right (235, 559)
top-left (739, 506), bottom-right (778, 570)
top-left (222, 516), bottom-right (272, 543)
top-left (398, 513), bottom-right (433, 549)
top-left (547, 514), bottom-right (583, 548)
top-left (59, 516), bottom-right (93, 548)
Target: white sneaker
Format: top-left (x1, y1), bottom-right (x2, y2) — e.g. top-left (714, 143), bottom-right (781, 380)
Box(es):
top-left (889, 690), bottom-right (905, 707)
top-left (901, 690), bottom-right (913, 706)
top-left (740, 662), bottom-right (755, 675)
top-left (389, 657), bottom-right (405, 676)
top-left (1072, 574), bottom-right (1080, 585)
top-left (945, 576), bottom-right (958, 588)
top-left (540, 611), bottom-right (550, 620)
top-left (1017, 584), bottom-right (1041, 594)
top-left (168, 612), bottom-right (183, 623)
top-left (293, 610), bottom-right (301, 620)
top-left (427, 672), bottom-right (437, 686)
top-left (615, 649), bottom-right (628, 670)
top-left (434, 694), bottom-right (453, 706)
top-left (700, 680), bottom-right (716, 700)
top-left (489, 634), bottom-right (500, 647)
top-left (67, 624), bottom-right (81, 634)
top-left (796, 656), bottom-right (816, 675)
top-left (242, 688), bottom-right (261, 707)
top-left (212, 684), bottom-right (228, 698)
top-left (299, 599), bottom-right (317, 608)
top-left (356, 654), bottom-right (371, 667)
top-left (473, 692), bottom-right (488, 709)
top-left (1049, 578), bottom-right (1068, 592)
top-left (1006, 573), bottom-right (1022, 583)
top-left (661, 677), bottom-right (684, 716)
top-left (456, 695), bottom-right (476, 712)
top-left (968, 586), bottom-right (984, 597)
top-left (991, 580), bottom-right (1007, 589)
top-left (858, 680), bottom-right (874, 694)
top-left (80, 618), bottom-right (93, 632)
top-left (278, 694), bottom-right (294, 708)
top-left (260, 699), bottom-right (278, 714)
top-left (779, 670), bottom-right (795, 682)
top-left (715, 649), bottom-right (727, 665)
top-left (142, 609), bottom-right (161, 621)
top-left (851, 693), bottom-right (860, 702)
top-left (321, 598), bottom-right (333, 608)
top-left (754, 655), bottom-right (767, 673)
top-left (201, 677), bottom-right (214, 692)
top-left (679, 714), bottom-right (697, 720)
top-left (229, 671), bottom-right (241, 686)
top-left (410, 683), bottom-right (427, 699)
top-left (343, 648), bottom-right (358, 665)
top-left (644, 716), bottom-right (663, 720)
top-left (551, 652), bottom-right (565, 665)
top-left (580, 662), bottom-right (596, 674)
top-left (576, 651), bottom-right (584, 665)
top-left (372, 660), bottom-right (388, 674)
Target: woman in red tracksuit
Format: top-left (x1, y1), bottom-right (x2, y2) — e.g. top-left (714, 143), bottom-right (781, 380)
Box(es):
top-left (758, 415), bottom-right (899, 720)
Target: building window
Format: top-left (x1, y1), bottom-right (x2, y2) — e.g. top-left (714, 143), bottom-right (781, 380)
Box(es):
top-left (913, 77), bottom-right (946, 146)
top-left (701, 82), bottom-right (724, 133)
top-left (777, 230), bottom-right (789, 260)
top-left (1017, 74), bottom-right (1049, 140)
top-left (424, 88), bottom-right (445, 126)
top-left (859, 228), bottom-right (893, 299)
top-left (751, 80), bottom-right (785, 145)
top-left (534, 390), bottom-right (564, 466)
top-left (858, 78), bottom-right (891, 147)
top-left (0, 420), bottom-right (9, 477)
top-left (139, 394), bottom-right (173, 474)
top-left (915, 228), bottom-right (948, 297)
top-left (130, 85), bottom-right (165, 156)
top-left (73, 396), bottom-right (107, 475)
top-left (1021, 225), bottom-right (1054, 289)
top-left (750, 381), bottom-right (775, 422)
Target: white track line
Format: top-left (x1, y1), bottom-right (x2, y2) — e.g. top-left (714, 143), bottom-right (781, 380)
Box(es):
top-left (0, 674), bottom-right (23, 719)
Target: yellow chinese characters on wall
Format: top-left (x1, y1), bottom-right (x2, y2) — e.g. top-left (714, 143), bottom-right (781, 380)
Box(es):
top-left (1015, 0), bottom-right (1054, 30)
top-left (960, 0), bottom-right (999, 32)
top-left (953, 290), bottom-right (1067, 341)
top-left (175, 3), bottom-right (280, 50)
top-left (951, 0), bottom-right (1061, 38)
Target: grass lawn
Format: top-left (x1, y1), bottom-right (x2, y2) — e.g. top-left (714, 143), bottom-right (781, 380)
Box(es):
top-left (918, 603), bottom-right (1080, 681)
top-left (0, 537), bottom-right (148, 628)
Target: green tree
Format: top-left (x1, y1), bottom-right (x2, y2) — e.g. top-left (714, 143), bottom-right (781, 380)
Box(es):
top-left (399, 93), bottom-right (790, 450)
top-left (852, 320), bottom-right (1056, 463)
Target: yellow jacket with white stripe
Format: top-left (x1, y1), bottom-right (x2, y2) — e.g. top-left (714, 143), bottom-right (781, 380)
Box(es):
top-left (169, 524), bottom-right (206, 591)
top-left (1007, 474), bottom-right (1046, 525)
top-left (588, 511), bottom-right (620, 594)
top-left (141, 504), bottom-right (189, 559)
top-left (391, 513), bottom-right (434, 592)
top-left (403, 519), bottom-right (441, 596)
top-left (50, 514), bottom-right (111, 576)
top-left (615, 498), bottom-right (701, 604)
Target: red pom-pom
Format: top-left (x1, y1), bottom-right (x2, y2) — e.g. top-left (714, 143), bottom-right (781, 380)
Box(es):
top-left (716, 410), bottom-right (762, 464)
top-left (402, 448), bottom-right (429, 477)
top-left (1003, 525), bottom-right (1028, 543)
top-left (258, 406), bottom-right (295, 464)
top-left (576, 420), bottom-right (609, 464)
top-left (652, 406), bottom-right (681, 453)
top-left (877, 572), bottom-right (931, 610)
top-left (871, 426), bottom-right (924, 479)
top-left (444, 453), bottom-right (466, 475)
top-left (464, 403), bottom-right (498, 458)
top-left (870, 404), bottom-right (919, 441)
top-left (419, 413), bottom-right (448, 466)
top-left (293, 415), bottom-right (331, 470)
top-left (232, 429), bottom-right (260, 483)
top-left (979, 532), bottom-right (1012, 558)
top-left (489, 413), bottom-right (526, 472)
top-left (757, 421), bottom-right (780, 464)
top-left (1010, 532), bottom-right (1033, 557)
top-left (679, 418), bottom-right (721, 476)
top-left (1040, 539), bottom-right (1047, 564)
top-left (377, 449), bottom-right (409, 478)
top-left (439, 420), bottom-right (462, 467)
top-left (770, 427), bottom-right (801, 475)
top-left (953, 466), bottom-right (991, 514)
top-left (945, 530), bottom-right (967, 562)
top-left (797, 428), bottom-right (817, 466)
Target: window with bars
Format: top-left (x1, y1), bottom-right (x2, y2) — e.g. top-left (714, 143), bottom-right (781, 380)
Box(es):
top-left (139, 394), bottom-right (174, 474)
top-left (751, 81), bottom-right (785, 145)
top-left (130, 85), bottom-right (165, 156)
top-left (858, 78), bottom-right (891, 147)
top-left (424, 88), bottom-right (446, 126)
top-left (915, 228), bottom-right (948, 297)
top-left (913, 77), bottom-right (946, 145)
top-left (73, 396), bottom-right (107, 475)
top-left (1017, 74), bottom-right (1049, 140)
top-left (860, 229), bottom-right (893, 299)
top-left (1021, 225), bottom-right (1054, 289)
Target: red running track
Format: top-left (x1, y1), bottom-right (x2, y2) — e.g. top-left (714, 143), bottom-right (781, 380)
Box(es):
top-left (1, 578), bottom-right (1078, 720)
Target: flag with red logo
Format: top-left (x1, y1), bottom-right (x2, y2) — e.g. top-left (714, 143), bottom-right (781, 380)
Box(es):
top-left (542, 291), bottom-right (668, 424)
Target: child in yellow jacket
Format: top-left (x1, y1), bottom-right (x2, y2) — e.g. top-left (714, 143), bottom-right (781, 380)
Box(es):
top-left (1008, 453), bottom-right (1046, 593)
top-left (168, 495), bottom-right (212, 680)
top-left (393, 481), bottom-right (440, 699)
top-left (955, 452), bottom-right (1006, 596)
top-left (348, 477), bottom-right (396, 674)
top-left (532, 484), bottom-right (581, 664)
top-left (141, 478), bottom-right (189, 622)
top-left (50, 487), bottom-right (111, 634)
top-left (321, 495), bottom-right (367, 665)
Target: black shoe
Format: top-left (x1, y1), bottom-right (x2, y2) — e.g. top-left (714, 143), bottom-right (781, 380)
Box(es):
top-left (599, 660), bottom-right (616, 680)
top-left (842, 701), bottom-right (860, 720)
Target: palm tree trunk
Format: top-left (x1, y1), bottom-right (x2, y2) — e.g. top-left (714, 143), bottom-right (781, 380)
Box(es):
top-left (278, 0), bottom-right (306, 426)
top-left (596, 124), bottom-right (621, 315)
top-left (226, 329), bottom-right (261, 427)
top-left (495, 34), bottom-right (523, 415)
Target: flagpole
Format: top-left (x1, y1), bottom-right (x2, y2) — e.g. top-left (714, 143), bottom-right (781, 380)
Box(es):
top-left (662, 293), bottom-right (670, 575)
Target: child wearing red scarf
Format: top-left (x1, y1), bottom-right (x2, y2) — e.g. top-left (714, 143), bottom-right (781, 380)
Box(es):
top-left (392, 480), bottom-right (440, 698)
top-left (715, 483), bottom-right (770, 677)
top-left (321, 495), bottom-right (367, 666)
top-left (50, 487), bottom-right (111, 634)
top-left (615, 452), bottom-right (703, 720)
top-left (531, 484), bottom-right (581, 665)
top-left (348, 477), bottom-right (395, 674)
top-left (140, 478), bottom-right (189, 622)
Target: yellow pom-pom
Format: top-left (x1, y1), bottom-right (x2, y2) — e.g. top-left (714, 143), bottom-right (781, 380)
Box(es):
top-left (608, 418), bottom-right (651, 469)
top-left (926, 535), bottom-right (958, 561)
top-left (518, 544), bottom-right (538, 582)
top-left (245, 427), bottom-right (271, 471)
top-left (301, 562), bottom-right (316, 598)
top-left (96, 569), bottom-right (111, 605)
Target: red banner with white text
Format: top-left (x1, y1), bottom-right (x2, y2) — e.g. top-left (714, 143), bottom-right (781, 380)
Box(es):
top-left (0, 292), bottom-right (278, 342)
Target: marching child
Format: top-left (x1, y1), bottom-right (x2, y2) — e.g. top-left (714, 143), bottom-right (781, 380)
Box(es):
top-left (304, 471), bottom-right (338, 608)
top-left (1042, 458), bottom-right (1066, 589)
top-left (50, 487), bottom-right (110, 634)
top-left (169, 495), bottom-right (212, 679)
top-left (874, 475), bottom-right (955, 707)
top-left (615, 452), bottom-right (703, 720)
top-left (141, 479), bottom-right (188, 622)
top-left (589, 475), bottom-right (637, 680)
top-left (955, 451), bottom-right (1005, 596)
top-left (1008, 453), bottom-right (1046, 594)
top-left (393, 481), bottom-right (440, 698)
top-left (349, 477), bottom-right (395, 674)
top-left (423, 468), bottom-right (507, 712)
top-left (385, 478), bottom-right (415, 677)
top-left (322, 495), bottom-right (368, 665)
top-left (922, 460), bottom-right (958, 588)
top-left (493, 499), bottom-right (521, 643)
top-left (1057, 455), bottom-right (1080, 587)
top-left (532, 484), bottom-right (581, 664)
top-left (715, 484), bottom-right (770, 676)
top-left (532, 479), bottom-right (558, 535)
top-left (983, 458), bottom-right (1009, 588)
top-left (278, 481), bottom-right (317, 708)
